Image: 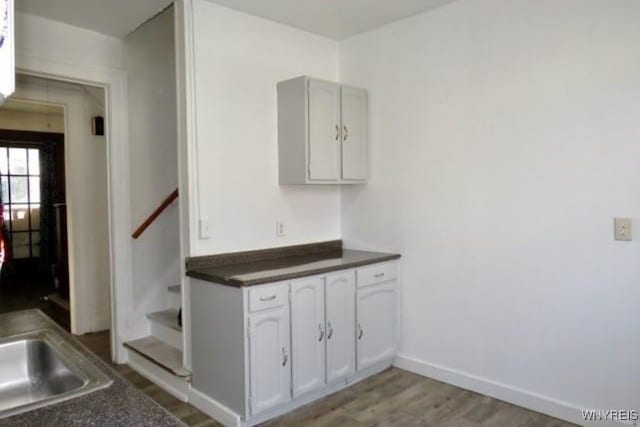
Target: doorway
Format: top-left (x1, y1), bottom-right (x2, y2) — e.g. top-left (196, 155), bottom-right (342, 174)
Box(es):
top-left (0, 75), bottom-right (111, 337)
top-left (0, 111), bottom-right (69, 328)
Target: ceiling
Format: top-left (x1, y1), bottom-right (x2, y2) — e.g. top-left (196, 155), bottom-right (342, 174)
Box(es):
top-left (16, 0), bottom-right (456, 40)
top-left (205, 0), bottom-right (457, 40)
top-left (16, 0), bottom-right (174, 38)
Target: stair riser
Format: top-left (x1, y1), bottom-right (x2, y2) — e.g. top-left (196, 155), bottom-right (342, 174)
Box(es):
top-left (126, 350), bottom-right (189, 402)
top-left (168, 292), bottom-right (182, 311)
top-left (151, 322), bottom-right (183, 351)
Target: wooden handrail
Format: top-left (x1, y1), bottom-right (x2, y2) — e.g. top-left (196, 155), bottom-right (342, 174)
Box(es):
top-left (132, 189), bottom-right (179, 239)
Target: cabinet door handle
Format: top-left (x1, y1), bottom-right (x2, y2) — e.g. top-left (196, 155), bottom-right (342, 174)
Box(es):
top-left (374, 273), bottom-right (385, 279)
top-left (260, 295), bottom-right (276, 302)
top-left (343, 125), bottom-right (349, 141)
top-left (358, 323), bottom-right (363, 340)
top-left (335, 124), bottom-right (340, 141)
top-left (318, 324), bottom-right (324, 342)
top-left (327, 322), bottom-right (333, 340)
top-left (282, 347), bottom-right (288, 367)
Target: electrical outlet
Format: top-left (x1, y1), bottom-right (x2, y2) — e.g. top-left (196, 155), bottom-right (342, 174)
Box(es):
top-left (199, 217), bottom-right (212, 240)
top-left (614, 217), bottom-right (632, 241)
top-left (276, 221), bottom-right (286, 237)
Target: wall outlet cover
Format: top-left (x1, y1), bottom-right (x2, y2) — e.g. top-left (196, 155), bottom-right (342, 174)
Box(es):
top-left (199, 217), bottom-right (212, 240)
top-left (614, 217), bottom-right (632, 241)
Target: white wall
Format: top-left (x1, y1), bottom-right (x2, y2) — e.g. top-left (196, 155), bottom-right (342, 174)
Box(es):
top-left (15, 12), bottom-right (123, 70)
top-left (340, 0), bottom-right (640, 422)
top-left (188, 0), bottom-right (340, 256)
top-left (0, 109), bottom-right (64, 133)
top-left (124, 6), bottom-right (179, 339)
top-left (12, 77), bottom-right (111, 334)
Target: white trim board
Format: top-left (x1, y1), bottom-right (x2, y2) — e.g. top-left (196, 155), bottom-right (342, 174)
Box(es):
top-left (393, 354), bottom-right (630, 427)
top-left (127, 350), bottom-right (190, 402)
top-left (189, 388), bottom-right (241, 427)
top-left (15, 52), bottom-right (132, 364)
top-left (174, 0), bottom-right (197, 373)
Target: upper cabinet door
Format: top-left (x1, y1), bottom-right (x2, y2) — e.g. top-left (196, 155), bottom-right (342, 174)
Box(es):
top-left (307, 80), bottom-right (341, 181)
top-left (290, 277), bottom-right (326, 398)
top-left (340, 86), bottom-right (367, 181)
top-left (248, 306), bottom-right (291, 415)
top-left (325, 271), bottom-right (356, 383)
top-left (356, 282), bottom-right (397, 371)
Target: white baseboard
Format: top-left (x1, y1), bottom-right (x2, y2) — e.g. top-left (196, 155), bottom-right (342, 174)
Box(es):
top-left (189, 387), bottom-right (241, 427)
top-left (393, 354), bottom-right (631, 427)
top-left (150, 321), bottom-right (183, 351)
top-left (127, 349), bottom-right (190, 402)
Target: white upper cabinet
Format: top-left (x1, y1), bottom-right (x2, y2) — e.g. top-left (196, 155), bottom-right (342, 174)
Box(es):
top-left (290, 277), bottom-right (326, 398)
top-left (278, 76), bottom-right (368, 184)
top-left (0, 0), bottom-right (15, 105)
top-left (340, 86), bottom-right (367, 181)
top-left (325, 271), bottom-right (356, 383)
top-left (308, 80), bottom-right (341, 181)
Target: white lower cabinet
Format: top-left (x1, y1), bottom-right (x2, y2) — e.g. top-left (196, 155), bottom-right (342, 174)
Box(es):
top-left (325, 271), bottom-right (356, 383)
top-left (289, 271), bottom-right (356, 397)
top-left (191, 261), bottom-right (397, 426)
top-left (290, 277), bottom-right (326, 398)
top-left (356, 281), bottom-right (397, 371)
top-left (248, 304), bottom-right (291, 415)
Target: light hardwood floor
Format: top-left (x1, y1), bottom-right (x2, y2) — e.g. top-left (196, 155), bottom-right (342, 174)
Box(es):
top-left (77, 331), bottom-right (575, 427)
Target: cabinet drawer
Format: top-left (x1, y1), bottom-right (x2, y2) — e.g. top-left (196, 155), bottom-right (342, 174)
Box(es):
top-left (248, 283), bottom-right (288, 313)
top-left (357, 262), bottom-right (397, 288)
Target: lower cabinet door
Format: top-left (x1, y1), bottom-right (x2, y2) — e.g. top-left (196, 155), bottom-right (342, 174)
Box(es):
top-left (356, 281), bottom-right (397, 371)
top-left (290, 277), bottom-right (326, 398)
top-left (325, 271), bottom-right (356, 383)
top-left (248, 306), bottom-right (291, 415)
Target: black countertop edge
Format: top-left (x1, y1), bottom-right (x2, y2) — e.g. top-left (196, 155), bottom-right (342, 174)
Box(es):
top-left (186, 240), bottom-right (343, 271)
top-left (185, 250), bottom-right (401, 287)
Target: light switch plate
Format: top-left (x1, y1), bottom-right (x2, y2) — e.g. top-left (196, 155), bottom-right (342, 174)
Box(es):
top-left (199, 217), bottom-right (212, 239)
top-left (614, 217), bottom-right (632, 241)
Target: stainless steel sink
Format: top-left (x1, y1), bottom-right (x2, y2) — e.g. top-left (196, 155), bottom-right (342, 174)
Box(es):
top-left (0, 329), bottom-right (112, 418)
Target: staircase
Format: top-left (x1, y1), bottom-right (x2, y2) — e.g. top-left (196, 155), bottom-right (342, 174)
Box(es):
top-left (125, 190), bottom-right (188, 399)
top-left (123, 285), bottom-right (191, 400)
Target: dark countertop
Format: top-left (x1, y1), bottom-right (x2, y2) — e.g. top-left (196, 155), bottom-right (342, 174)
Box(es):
top-left (186, 246), bottom-right (401, 287)
top-left (0, 310), bottom-right (184, 427)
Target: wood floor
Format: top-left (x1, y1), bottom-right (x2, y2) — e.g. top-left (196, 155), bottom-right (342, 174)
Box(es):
top-left (76, 331), bottom-right (218, 427)
top-left (77, 331), bottom-right (575, 427)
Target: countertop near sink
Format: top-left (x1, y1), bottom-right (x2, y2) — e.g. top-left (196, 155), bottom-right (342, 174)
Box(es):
top-left (0, 310), bottom-right (184, 427)
top-left (186, 240), bottom-right (401, 287)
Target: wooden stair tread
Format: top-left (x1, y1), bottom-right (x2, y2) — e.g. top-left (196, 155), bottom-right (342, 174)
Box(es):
top-left (147, 309), bottom-right (181, 331)
top-left (124, 336), bottom-right (191, 378)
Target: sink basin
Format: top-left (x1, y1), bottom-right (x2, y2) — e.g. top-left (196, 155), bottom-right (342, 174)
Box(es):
top-left (0, 329), bottom-right (112, 418)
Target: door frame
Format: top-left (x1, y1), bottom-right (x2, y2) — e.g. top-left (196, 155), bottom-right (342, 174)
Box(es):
top-left (14, 53), bottom-right (131, 363)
